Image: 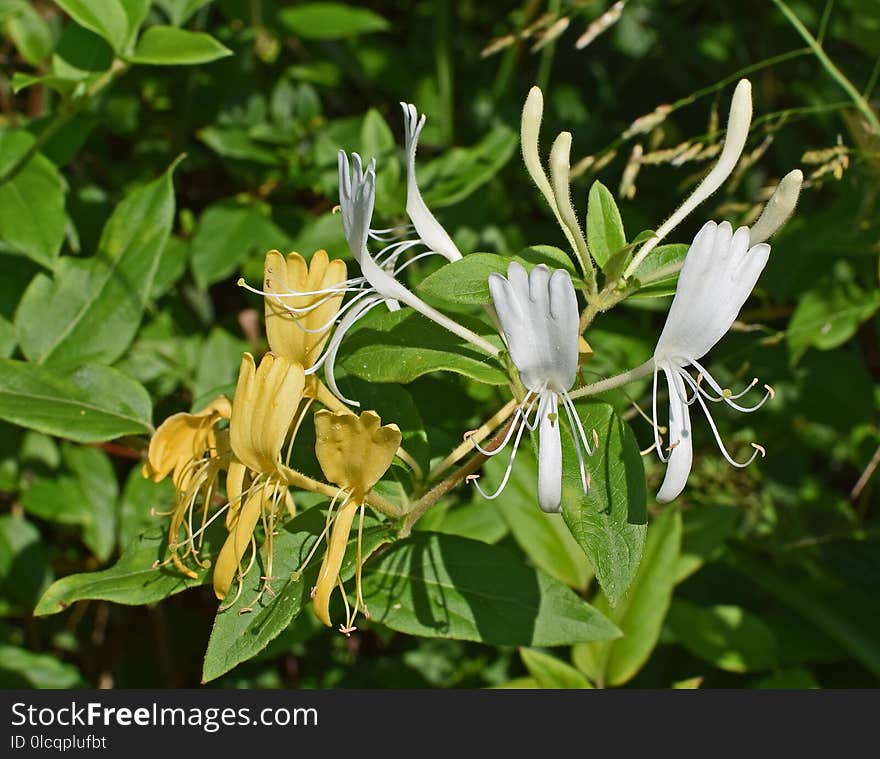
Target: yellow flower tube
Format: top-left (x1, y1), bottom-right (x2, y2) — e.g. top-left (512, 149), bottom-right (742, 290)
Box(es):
top-left (310, 409), bottom-right (401, 632)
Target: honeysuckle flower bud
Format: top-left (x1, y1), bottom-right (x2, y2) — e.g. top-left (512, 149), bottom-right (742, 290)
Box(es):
top-left (651, 220), bottom-right (773, 503)
top-left (749, 169), bottom-right (803, 245)
top-left (214, 352), bottom-right (307, 605)
top-left (310, 410), bottom-right (401, 633)
top-left (144, 395), bottom-right (231, 578)
top-left (263, 249), bottom-right (348, 373)
top-left (474, 262), bottom-right (596, 513)
top-left (624, 79), bottom-right (754, 279)
top-left (520, 87), bottom-right (593, 282)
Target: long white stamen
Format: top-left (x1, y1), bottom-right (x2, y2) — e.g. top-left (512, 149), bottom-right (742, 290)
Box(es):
top-left (560, 389), bottom-right (596, 457)
top-left (688, 359), bottom-right (773, 412)
top-left (472, 413), bottom-right (530, 500)
top-left (468, 392), bottom-right (538, 456)
top-left (651, 365), bottom-right (670, 463)
top-left (559, 392), bottom-right (589, 493)
top-left (393, 250), bottom-right (444, 276)
top-left (240, 277), bottom-right (365, 300)
top-left (693, 389), bottom-right (762, 468)
top-left (320, 296), bottom-right (386, 405)
top-left (283, 289), bottom-right (375, 335)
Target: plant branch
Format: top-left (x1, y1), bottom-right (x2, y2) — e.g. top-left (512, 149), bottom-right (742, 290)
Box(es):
top-left (772, 0), bottom-right (880, 134)
top-left (399, 416), bottom-right (516, 537)
top-left (568, 358), bottom-right (654, 400)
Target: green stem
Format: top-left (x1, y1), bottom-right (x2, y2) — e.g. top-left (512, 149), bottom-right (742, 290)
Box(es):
top-left (568, 359), bottom-right (654, 400)
top-left (772, 0), bottom-right (880, 134)
top-left (570, 47), bottom-right (812, 180)
top-left (0, 58), bottom-right (128, 186)
top-left (434, 0), bottom-right (454, 146)
top-left (399, 415), bottom-right (517, 537)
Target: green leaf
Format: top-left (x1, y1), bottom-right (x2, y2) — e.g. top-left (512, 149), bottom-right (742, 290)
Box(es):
top-left (0, 360), bottom-right (152, 443)
top-left (484, 451), bottom-right (592, 589)
top-left (361, 532), bottom-right (621, 646)
top-left (202, 508), bottom-right (395, 683)
top-left (154, 0), bottom-right (213, 26)
top-left (119, 469), bottom-right (174, 551)
top-left (753, 668), bottom-right (819, 689)
top-left (22, 445), bottom-right (119, 560)
top-left (151, 235), bottom-right (190, 298)
top-left (421, 498), bottom-right (509, 545)
top-left (0, 514), bottom-right (51, 614)
top-left (728, 548), bottom-right (880, 677)
top-left (35, 524), bottom-right (221, 616)
top-left (787, 266), bottom-right (880, 363)
top-left (586, 181), bottom-right (626, 270)
top-left (279, 2), bottom-right (389, 40)
top-left (119, 0), bottom-right (150, 51)
top-left (193, 328), bottom-right (248, 402)
top-left (578, 507), bottom-right (681, 686)
top-left (54, 0), bottom-right (128, 52)
top-left (676, 504), bottom-right (738, 582)
top-left (190, 201), bottom-right (286, 289)
top-left (341, 308), bottom-right (506, 386)
top-left (421, 125), bottom-right (518, 208)
top-left (198, 125), bottom-right (281, 165)
top-left (520, 648), bottom-right (593, 688)
top-left (6, 2), bottom-right (55, 64)
top-left (417, 247), bottom-right (578, 305)
top-left (561, 402), bottom-right (647, 605)
top-left (16, 161), bottom-right (178, 369)
top-left (127, 25), bottom-right (232, 65)
top-left (630, 243), bottom-right (688, 298)
top-left (0, 644), bottom-right (84, 687)
top-left (666, 600), bottom-right (779, 673)
top-left (65, 445), bottom-right (119, 561)
top-left (0, 130), bottom-right (67, 268)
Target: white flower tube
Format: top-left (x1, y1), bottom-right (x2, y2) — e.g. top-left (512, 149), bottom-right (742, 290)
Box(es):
top-left (652, 220), bottom-right (773, 502)
top-left (474, 262), bottom-right (596, 512)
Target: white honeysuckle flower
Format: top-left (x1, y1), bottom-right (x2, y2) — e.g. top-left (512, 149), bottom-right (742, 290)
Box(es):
top-left (473, 261), bottom-right (596, 513)
top-left (651, 220), bottom-right (774, 503)
top-left (240, 104), bottom-right (499, 406)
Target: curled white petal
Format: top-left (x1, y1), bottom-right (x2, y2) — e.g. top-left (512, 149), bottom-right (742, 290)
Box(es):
top-left (400, 102), bottom-right (461, 262)
top-left (655, 367), bottom-right (693, 503)
top-left (537, 395), bottom-right (563, 513)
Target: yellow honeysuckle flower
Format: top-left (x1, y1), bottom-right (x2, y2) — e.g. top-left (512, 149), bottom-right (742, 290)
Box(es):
top-left (213, 351), bottom-right (309, 608)
top-left (144, 396), bottom-right (232, 579)
top-left (263, 249), bottom-right (348, 372)
top-left (143, 395), bottom-right (231, 486)
top-left (308, 409), bottom-right (401, 634)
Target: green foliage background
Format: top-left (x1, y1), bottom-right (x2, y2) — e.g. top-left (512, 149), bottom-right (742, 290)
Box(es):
top-left (1, 0), bottom-right (879, 688)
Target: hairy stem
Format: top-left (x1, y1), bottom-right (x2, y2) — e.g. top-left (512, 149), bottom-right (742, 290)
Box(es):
top-left (568, 358), bottom-right (655, 400)
top-left (0, 58), bottom-right (128, 186)
top-left (285, 468), bottom-right (401, 518)
top-left (428, 398), bottom-right (518, 481)
top-left (400, 417), bottom-right (517, 537)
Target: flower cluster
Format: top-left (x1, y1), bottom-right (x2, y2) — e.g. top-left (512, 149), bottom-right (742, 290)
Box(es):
top-left (146, 78), bottom-right (802, 636)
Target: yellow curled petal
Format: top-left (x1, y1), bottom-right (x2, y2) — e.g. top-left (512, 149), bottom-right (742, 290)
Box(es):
top-left (264, 250), bottom-right (348, 370)
top-left (144, 395), bottom-right (231, 483)
top-left (229, 353), bottom-right (305, 475)
top-left (225, 458), bottom-right (248, 529)
top-left (213, 483), bottom-right (267, 600)
top-left (314, 409), bottom-right (402, 495)
top-left (311, 497), bottom-right (358, 627)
